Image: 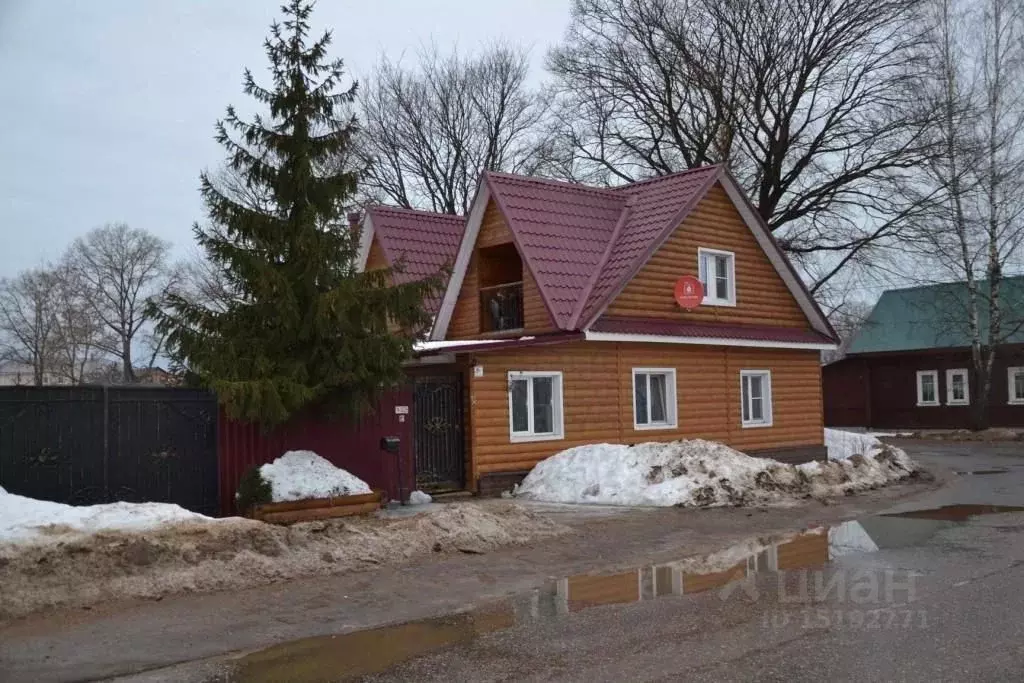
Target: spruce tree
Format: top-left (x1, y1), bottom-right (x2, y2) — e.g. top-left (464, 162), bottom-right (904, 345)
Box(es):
top-left (155, 0), bottom-right (438, 424)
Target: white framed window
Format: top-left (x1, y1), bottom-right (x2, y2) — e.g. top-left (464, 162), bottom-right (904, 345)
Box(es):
top-left (946, 369), bottom-right (969, 405)
top-left (632, 368), bottom-right (678, 430)
top-left (1009, 367), bottom-right (1024, 405)
top-left (508, 371), bottom-right (564, 442)
top-left (697, 248), bottom-right (736, 306)
top-left (740, 370), bottom-right (773, 427)
top-left (916, 370), bottom-right (939, 406)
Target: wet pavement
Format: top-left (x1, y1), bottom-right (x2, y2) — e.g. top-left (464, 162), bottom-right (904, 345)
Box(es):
top-left (229, 441), bottom-right (1024, 682)
top-left (3, 440), bottom-right (1023, 682)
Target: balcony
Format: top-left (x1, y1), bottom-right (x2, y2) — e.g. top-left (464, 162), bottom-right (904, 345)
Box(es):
top-left (479, 282), bottom-right (524, 333)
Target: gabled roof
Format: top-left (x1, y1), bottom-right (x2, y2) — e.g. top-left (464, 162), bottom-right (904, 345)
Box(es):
top-left (847, 277), bottom-right (1024, 354)
top-left (358, 205), bottom-right (464, 314)
top-left (429, 167), bottom-right (836, 343)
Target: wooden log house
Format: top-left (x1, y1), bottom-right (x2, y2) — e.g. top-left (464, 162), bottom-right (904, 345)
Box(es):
top-left (359, 166), bottom-right (839, 494)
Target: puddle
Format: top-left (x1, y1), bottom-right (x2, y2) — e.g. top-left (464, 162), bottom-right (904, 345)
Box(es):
top-left (954, 468), bottom-right (1011, 476)
top-left (231, 504), bottom-right (1024, 681)
top-left (882, 504), bottom-right (1024, 522)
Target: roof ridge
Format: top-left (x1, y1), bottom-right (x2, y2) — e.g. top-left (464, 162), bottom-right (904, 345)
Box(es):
top-left (613, 164), bottom-right (724, 192)
top-left (568, 196), bottom-right (635, 329)
top-left (879, 274), bottom-right (1024, 296)
top-left (367, 204), bottom-right (464, 221)
top-left (484, 170), bottom-right (625, 199)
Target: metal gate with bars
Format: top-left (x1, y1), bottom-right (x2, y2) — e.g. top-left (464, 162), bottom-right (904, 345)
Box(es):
top-left (0, 386), bottom-right (219, 515)
top-left (413, 375), bottom-right (466, 491)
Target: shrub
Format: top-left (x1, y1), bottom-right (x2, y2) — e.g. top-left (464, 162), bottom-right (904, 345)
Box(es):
top-left (236, 465), bottom-right (272, 514)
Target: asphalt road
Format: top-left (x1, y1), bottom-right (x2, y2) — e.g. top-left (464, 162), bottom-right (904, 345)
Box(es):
top-left (359, 441), bottom-right (1024, 683)
top-left (3, 440), bottom-right (1023, 682)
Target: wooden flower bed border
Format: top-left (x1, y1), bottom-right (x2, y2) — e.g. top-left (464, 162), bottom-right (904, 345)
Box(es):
top-left (250, 490), bottom-right (384, 524)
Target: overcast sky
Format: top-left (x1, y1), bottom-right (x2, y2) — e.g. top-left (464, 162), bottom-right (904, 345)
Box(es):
top-left (0, 1), bottom-right (570, 278)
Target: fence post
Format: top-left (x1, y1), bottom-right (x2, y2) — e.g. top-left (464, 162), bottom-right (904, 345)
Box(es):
top-left (102, 384), bottom-right (110, 502)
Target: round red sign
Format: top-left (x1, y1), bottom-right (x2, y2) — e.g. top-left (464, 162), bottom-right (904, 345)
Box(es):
top-left (674, 275), bottom-right (704, 309)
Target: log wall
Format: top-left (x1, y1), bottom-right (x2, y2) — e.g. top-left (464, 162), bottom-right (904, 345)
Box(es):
top-left (465, 341), bottom-right (823, 485)
top-left (605, 184), bottom-right (809, 328)
top-left (448, 199), bottom-right (556, 339)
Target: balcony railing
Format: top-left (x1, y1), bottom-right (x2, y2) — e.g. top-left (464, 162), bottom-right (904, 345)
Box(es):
top-left (479, 281), bottom-right (524, 333)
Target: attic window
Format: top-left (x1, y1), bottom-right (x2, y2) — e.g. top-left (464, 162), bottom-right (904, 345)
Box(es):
top-left (698, 248), bottom-right (736, 306)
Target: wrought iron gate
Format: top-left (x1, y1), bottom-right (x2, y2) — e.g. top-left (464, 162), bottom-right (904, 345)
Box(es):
top-left (413, 375), bottom-right (465, 491)
top-left (0, 386), bottom-right (218, 515)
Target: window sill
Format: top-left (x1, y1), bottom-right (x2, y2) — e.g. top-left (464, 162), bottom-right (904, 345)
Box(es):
top-left (633, 422), bottom-right (679, 431)
top-left (1009, 400), bottom-right (1024, 406)
top-left (510, 432), bottom-right (565, 443)
top-left (916, 402), bottom-right (940, 407)
top-left (741, 421), bottom-right (773, 429)
top-left (701, 298), bottom-right (737, 308)
top-left (947, 401), bottom-right (970, 406)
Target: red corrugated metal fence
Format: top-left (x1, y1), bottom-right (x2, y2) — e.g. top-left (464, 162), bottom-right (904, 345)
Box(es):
top-left (217, 387), bottom-right (414, 516)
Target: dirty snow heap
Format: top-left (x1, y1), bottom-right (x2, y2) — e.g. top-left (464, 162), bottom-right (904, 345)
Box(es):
top-left (260, 451), bottom-right (372, 502)
top-left (0, 488), bottom-right (212, 544)
top-left (515, 432), bottom-right (919, 508)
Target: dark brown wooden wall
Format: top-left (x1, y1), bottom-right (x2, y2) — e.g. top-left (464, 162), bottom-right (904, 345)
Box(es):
top-left (823, 346), bottom-right (1024, 429)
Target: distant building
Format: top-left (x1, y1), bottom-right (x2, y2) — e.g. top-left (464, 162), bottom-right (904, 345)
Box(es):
top-left (823, 277), bottom-right (1024, 429)
top-left (0, 362), bottom-right (69, 386)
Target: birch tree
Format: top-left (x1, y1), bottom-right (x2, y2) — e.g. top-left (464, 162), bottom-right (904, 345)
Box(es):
top-left (908, 0), bottom-right (1024, 428)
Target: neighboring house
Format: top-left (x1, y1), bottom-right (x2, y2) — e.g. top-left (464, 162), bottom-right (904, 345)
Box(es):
top-left (360, 166), bottom-right (838, 494)
top-left (822, 278), bottom-right (1024, 430)
top-left (0, 361), bottom-right (69, 386)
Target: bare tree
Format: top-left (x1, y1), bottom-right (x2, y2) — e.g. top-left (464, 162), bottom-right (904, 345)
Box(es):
top-left (49, 261), bottom-right (109, 383)
top-left (358, 43), bottom-right (549, 214)
top-left (547, 0), bottom-right (937, 291)
top-left (64, 223), bottom-right (174, 383)
top-left (0, 268), bottom-right (61, 385)
top-left (906, 0), bottom-right (1024, 428)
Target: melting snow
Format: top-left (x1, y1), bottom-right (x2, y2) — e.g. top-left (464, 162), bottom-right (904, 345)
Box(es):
top-left (260, 451), bottom-right (372, 502)
top-left (408, 490), bottom-right (433, 505)
top-left (515, 432), bottom-right (919, 508)
top-left (0, 489), bottom-right (212, 543)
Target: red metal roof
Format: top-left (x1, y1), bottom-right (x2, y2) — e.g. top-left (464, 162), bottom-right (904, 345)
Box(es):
top-left (590, 316), bottom-right (836, 345)
top-left (484, 173), bottom-right (627, 328)
top-left (366, 205), bottom-right (464, 314)
top-left (482, 167), bottom-right (725, 328)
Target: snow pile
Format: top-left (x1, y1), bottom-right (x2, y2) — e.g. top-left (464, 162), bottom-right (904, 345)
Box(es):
top-left (515, 436), bottom-right (920, 508)
top-left (408, 490), bottom-right (433, 505)
top-left (260, 450), bottom-right (372, 502)
top-left (0, 488), bottom-right (211, 543)
top-left (826, 429), bottom-right (888, 461)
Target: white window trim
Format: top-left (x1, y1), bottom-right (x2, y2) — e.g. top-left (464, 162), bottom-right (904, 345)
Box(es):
top-left (697, 247), bottom-right (737, 307)
top-left (946, 368), bottom-right (970, 406)
top-left (507, 371), bottom-right (565, 443)
top-left (916, 370), bottom-right (939, 407)
top-left (631, 367), bottom-right (678, 430)
top-left (740, 370), bottom-right (773, 428)
top-left (1009, 367), bottom-right (1024, 405)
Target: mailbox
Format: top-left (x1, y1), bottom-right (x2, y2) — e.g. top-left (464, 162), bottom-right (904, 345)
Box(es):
top-left (380, 436), bottom-right (400, 453)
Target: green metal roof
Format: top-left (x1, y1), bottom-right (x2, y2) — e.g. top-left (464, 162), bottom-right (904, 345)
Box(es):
top-left (846, 276), bottom-right (1024, 354)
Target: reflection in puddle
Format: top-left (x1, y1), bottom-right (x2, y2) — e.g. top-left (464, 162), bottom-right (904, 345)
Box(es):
top-left (883, 504), bottom-right (1024, 521)
top-left (232, 504), bottom-right (1024, 681)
